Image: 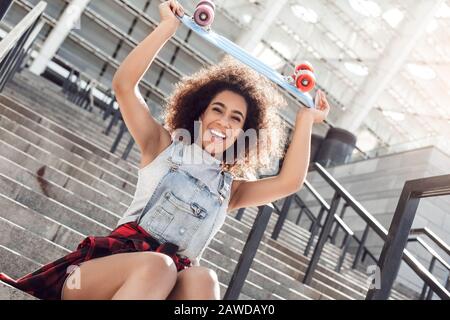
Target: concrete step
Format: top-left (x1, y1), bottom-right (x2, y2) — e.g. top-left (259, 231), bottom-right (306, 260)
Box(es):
top-left (2, 84), bottom-right (141, 166)
top-left (0, 126), bottom-right (133, 206)
top-left (11, 70), bottom-right (118, 130)
top-left (0, 94), bottom-right (136, 175)
top-left (5, 74), bottom-right (142, 163)
top-left (0, 96), bottom-right (138, 180)
top-left (0, 280), bottom-right (38, 300)
top-left (0, 156), bottom-right (121, 228)
top-left (0, 131), bottom-right (133, 204)
top-left (0, 114), bottom-right (136, 195)
top-left (0, 141), bottom-right (129, 213)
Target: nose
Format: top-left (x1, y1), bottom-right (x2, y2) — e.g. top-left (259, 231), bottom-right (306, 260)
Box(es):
top-left (216, 114), bottom-right (231, 130)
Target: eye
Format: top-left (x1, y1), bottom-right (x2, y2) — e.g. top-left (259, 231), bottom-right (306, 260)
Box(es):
top-left (212, 107), bottom-right (223, 113)
top-left (231, 116), bottom-right (242, 123)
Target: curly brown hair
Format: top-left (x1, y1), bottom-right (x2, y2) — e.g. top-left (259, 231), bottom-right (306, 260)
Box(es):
top-left (163, 56), bottom-right (287, 178)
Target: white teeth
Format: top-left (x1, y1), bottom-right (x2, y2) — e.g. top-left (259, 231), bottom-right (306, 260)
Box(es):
top-left (210, 129), bottom-right (226, 139)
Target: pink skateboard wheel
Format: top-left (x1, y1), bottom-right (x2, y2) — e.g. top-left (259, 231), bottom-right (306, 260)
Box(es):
top-left (295, 61), bottom-right (314, 74)
top-left (295, 70), bottom-right (316, 92)
top-left (194, 0), bottom-right (216, 27)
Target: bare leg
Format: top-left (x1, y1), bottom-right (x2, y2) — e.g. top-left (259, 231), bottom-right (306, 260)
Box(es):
top-left (111, 254), bottom-right (177, 300)
top-left (62, 251), bottom-right (177, 300)
top-left (166, 266), bottom-right (220, 300)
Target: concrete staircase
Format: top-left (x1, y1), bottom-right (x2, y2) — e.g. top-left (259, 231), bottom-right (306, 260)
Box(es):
top-left (0, 70), bottom-right (415, 300)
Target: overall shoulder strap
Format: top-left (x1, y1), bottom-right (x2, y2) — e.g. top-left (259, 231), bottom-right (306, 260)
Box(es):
top-left (218, 171), bottom-right (233, 202)
top-left (168, 140), bottom-right (185, 167)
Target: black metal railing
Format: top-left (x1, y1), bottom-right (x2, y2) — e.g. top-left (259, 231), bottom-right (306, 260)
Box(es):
top-left (257, 162), bottom-right (450, 299)
top-left (407, 228), bottom-right (450, 300)
top-left (305, 163), bottom-right (450, 299)
top-left (0, 1), bottom-right (46, 93)
top-left (224, 204), bottom-right (273, 300)
top-left (364, 173), bottom-right (450, 300)
top-left (267, 178), bottom-right (373, 275)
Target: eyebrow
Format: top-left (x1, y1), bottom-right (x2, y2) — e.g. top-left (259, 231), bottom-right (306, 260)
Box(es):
top-left (212, 102), bottom-right (245, 119)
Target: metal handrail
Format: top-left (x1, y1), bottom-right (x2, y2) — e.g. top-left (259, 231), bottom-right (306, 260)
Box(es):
top-left (407, 236), bottom-right (450, 300)
top-left (285, 178), bottom-right (377, 269)
top-left (0, 2), bottom-right (45, 61)
top-left (224, 204), bottom-right (273, 300)
top-left (0, 1), bottom-right (46, 93)
top-left (311, 162), bottom-right (450, 299)
top-left (410, 228), bottom-right (450, 256)
top-left (408, 237), bottom-right (450, 271)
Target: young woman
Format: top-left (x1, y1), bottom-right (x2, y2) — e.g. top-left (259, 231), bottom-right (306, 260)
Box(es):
top-left (0, 0), bottom-right (330, 300)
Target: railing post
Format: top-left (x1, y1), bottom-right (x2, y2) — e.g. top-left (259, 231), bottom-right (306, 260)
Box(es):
top-left (420, 257), bottom-right (437, 300)
top-left (336, 233), bottom-right (351, 273)
top-left (110, 121), bottom-right (126, 154)
top-left (331, 203), bottom-right (348, 244)
top-left (0, 26), bottom-right (33, 91)
top-left (103, 96), bottom-right (116, 120)
top-left (62, 69), bottom-right (74, 94)
top-left (235, 208), bottom-right (245, 221)
top-left (224, 205), bottom-right (272, 300)
top-left (295, 206), bottom-right (304, 225)
top-left (122, 137), bottom-right (135, 160)
top-left (303, 192), bottom-right (341, 285)
top-left (105, 108), bottom-right (121, 135)
top-left (445, 274), bottom-right (450, 292)
top-left (365, 183), bottom-right (420, 300)
top-left (271, 194), bottom-right (293, 240)
top-left (304, 206), bottom-right (325, 257)
top-left (352, 225), bottom-right (370, 269)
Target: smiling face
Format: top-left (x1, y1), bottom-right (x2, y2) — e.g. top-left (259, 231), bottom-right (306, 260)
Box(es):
top-left (199, 90), bottom-right (248, 157)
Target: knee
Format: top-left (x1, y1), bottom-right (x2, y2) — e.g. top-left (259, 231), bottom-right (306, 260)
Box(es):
top-left (134, 252), bottom-right (178, 282)
top-left (187, 266), bottom-right (219, 288)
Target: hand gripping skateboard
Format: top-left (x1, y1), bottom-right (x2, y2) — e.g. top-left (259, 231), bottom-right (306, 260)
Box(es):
top-left (177, 0), bottom-right (316, 109)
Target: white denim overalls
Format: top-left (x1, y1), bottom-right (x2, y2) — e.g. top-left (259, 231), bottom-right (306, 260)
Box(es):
top-left (133, 141), bottom-right (233, 261)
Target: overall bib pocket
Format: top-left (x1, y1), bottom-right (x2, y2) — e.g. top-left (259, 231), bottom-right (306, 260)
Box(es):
top-left (139, 190), bottom-right (208, 249)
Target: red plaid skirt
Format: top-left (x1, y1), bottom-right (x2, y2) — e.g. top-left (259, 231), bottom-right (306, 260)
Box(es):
top-left (0, 221), bottom-right (192, 300)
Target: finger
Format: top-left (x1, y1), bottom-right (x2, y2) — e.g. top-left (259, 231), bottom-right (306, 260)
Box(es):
top-left (177, 4), bottom-right (184, 16)
top-left (315, 92), bottom-right (321, 109)
top-left (169, 0), bottom-right (177, 12)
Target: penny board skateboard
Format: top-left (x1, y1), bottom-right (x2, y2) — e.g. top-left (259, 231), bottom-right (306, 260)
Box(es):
top-left (177, 14), bottom-right (315, 109)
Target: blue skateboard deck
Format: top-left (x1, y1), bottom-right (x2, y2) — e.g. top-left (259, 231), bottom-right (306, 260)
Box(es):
top-left (178, 14), bottom-right (315, 109)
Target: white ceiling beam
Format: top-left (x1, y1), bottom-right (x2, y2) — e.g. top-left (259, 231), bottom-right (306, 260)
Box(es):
top-left (30, 0), bottom-right (91, 75)
top-left (236, 0), bottom-right (289, 51)
top-left (335, 0), bottom-right (445, 132)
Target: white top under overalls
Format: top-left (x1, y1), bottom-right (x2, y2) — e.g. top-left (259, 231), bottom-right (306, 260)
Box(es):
top-left (117, 141), bottom-right (233, 263)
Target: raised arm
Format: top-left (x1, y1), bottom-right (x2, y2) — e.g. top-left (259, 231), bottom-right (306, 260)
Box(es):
top-left (228, 90), bottom-right (331, 211)
top-left (112, 1), bottom-right (184, 165)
